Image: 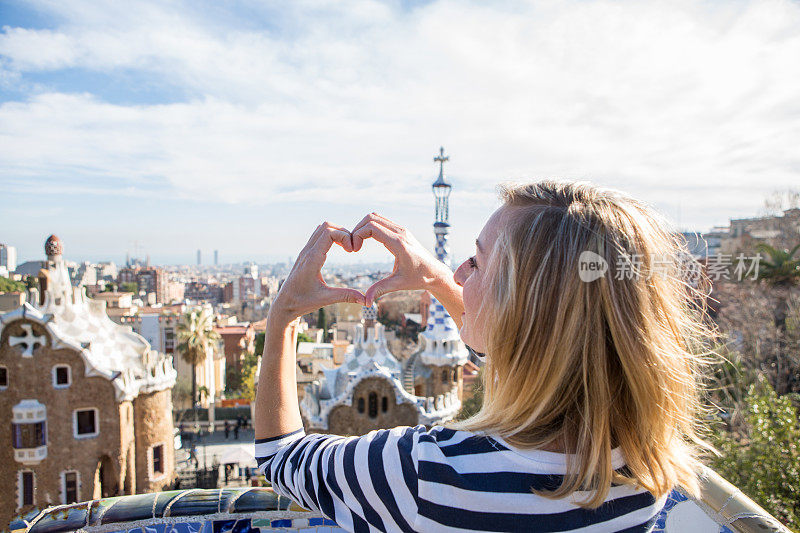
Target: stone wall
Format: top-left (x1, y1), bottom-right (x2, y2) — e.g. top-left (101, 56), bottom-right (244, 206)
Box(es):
top-left (133, 389), bottom-right (176, 493)
top-left (416, 363), bottom-right (462, 400)
top-left (327, 377), bottom-right (419, 436)
top-left (0, 319), bottom-right (123, 526)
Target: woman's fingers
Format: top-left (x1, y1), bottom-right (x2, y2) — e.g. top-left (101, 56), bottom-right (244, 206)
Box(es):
top-left (364, 274), bottom-right (406, 307)
top-left (351, 221), bottom-right (403, 255)
top-left (321, 286), bottom-right (366, 307)
top-left (321, 226), bottom-right (354, 253)
top-left (351, 213), bottom-right (403, 252)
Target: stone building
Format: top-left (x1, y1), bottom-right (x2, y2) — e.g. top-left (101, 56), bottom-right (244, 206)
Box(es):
top-left (0, 236), bottom-right (178, 525)
top-left (301, 305), bottom-right (460, 434)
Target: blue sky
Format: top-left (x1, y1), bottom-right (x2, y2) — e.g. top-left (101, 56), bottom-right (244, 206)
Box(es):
top-left (2, 0), bottom-right (799, 265)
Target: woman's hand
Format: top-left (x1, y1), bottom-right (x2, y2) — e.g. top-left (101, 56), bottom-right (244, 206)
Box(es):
top-left (269, 222), bottom-right (366, 327)
top-left (351, 213), bottom-right (456, 307)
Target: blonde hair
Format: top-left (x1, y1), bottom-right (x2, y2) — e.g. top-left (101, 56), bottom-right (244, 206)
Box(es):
top-left (448, 180), bottom-right (718, 508)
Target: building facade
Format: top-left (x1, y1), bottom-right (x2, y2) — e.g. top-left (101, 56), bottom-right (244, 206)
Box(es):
top-left (117, 267), bottom-right (169, 304)
top-left (0, 236), bottom-right (178, 525)
top-left (215, 323), bottom-right (256, 376)
top-left (0, 243), bottom-right (17, 273)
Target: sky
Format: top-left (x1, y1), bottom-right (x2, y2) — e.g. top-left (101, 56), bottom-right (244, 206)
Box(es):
top-left (1, 0), bottom-right (799, 265)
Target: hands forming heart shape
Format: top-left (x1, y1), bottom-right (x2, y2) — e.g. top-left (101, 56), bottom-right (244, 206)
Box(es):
top-left (269, 212), bottom-right (455, 327)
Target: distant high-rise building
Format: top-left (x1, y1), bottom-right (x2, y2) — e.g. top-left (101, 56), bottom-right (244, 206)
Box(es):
top-left (118, 267), bottom-right (169, 303)
top-left (196, 249), bottom-right (201, 266)
top-left (0, 244), bottom-right (17, 273)
top-left (214, 250), bottom-right (219, 266)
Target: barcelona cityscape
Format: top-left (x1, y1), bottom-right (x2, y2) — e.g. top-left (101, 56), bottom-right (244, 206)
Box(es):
top-left (1, 1), bottom-right (799, 532)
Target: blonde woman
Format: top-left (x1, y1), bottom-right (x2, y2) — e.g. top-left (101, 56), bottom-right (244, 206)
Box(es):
top-left (254, 180), bottom-right (714, 532)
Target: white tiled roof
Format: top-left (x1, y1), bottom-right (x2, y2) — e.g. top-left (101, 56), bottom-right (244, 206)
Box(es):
top-left (0, 256), bottom-right (176, 401)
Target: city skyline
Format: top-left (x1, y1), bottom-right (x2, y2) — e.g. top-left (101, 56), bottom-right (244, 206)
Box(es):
top-left (3, 1), bottom-right (800, 264)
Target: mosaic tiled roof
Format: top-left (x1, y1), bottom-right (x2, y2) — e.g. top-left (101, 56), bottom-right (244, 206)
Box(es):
top-left (418, 293), bottom-right (468, 367)
top-left (0, 243), bottom-right (176, 401)
top-left (300, 305), bottom-right (461, 430)
top-left (44, 234), bottom-right (62, 257)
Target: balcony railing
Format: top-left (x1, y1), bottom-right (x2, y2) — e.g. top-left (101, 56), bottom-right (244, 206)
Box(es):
top-left (8, 467), bottom-right (789, 533)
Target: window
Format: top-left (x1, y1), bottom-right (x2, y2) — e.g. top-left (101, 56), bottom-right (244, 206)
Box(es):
top-left (357, 397), bottom-right (365, 414)
top-left (381, 396), bottom-right (388, 413)
top-left (74, 409), bottom-right (98, 438)
top-left (164, 329), bottom-right (175, 353)
top-left (368, 392), bottom-right (378, 418)
top-left (441, 369), bottom-right (448, 384)
top-left (12, 421), bottom-right (46, 448)
top-left (0, 366), bottom-right (7, 389)
top-left (63, 472), bottom-right (78, 504)
top-left (53, 365), bottom-right (71, 388)
top-left (152, 445), bottom-right (164, 475)
top-left (19, 471), bottom-right (34, 508)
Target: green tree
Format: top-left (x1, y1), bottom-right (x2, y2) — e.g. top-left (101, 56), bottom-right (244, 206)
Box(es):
top-left (0, 277), bottom-right (26, 292)
top-left (102, 281), bottom-right (117, 292)
top-left (455, 367), bottom-right (484, 420)
top-left (255, 332), bottom-right (265, 357)
top-left (177, 307), bottom-right (220, 406)
top-left (318, 307), bottom-right (328, 342)
top-left (120, 281), bottom-right (139, 294)
top-left (238, 351), bottom-right (259, 401)
top-left (225, 364), bottom-right (243, 395)
top-left (297, 331), bottom-right (313, 347)
top-left (756, 243), bottom-right (800, 333)
top-left (710, 377), bottom-right (800, 529)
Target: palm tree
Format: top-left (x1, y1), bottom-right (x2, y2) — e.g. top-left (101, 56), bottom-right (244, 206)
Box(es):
top-left (755, 243), bottom-right (800, 333)
top-left (177, 307), bottom-right (220, 407)
top-left (755, 243), bottom-right (800, 394)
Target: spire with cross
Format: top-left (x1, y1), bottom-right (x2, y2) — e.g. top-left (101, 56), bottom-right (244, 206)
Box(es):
top-left (434, 146), bottom-right (449, 180)
top-left (431, 146), bottom-right (453, 264)
top-left (431, 147), bottom-right (452, 230)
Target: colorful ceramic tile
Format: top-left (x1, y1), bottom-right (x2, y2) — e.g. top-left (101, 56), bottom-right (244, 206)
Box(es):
top-left (86, 496), bottom-right (123, 526)
top-left (229, 489), bottom-right (281, 513)
top-left (100, 493), bottom-right (161, 524)
top-left (211, 519), bottom-right (236, 533)
top-left (168, 523), bottom-right (203, 533)
top-left (167, 490), bottom-right (226, 518)
top-left (28, 504), bottom-right (88, 533)
top-left (231, 519), bottom-right (253, 533)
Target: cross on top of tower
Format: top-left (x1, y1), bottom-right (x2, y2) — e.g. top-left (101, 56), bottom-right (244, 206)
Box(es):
top-left (434, 147), bottom-right (449, 178)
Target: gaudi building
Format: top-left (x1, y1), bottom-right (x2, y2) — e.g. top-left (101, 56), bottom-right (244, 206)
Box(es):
top-left (0, 236), bottom-right (177, 525)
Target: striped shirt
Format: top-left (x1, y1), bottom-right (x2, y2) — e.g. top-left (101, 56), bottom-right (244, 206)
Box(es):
top-left (255, 425), bottom-right (667, 532)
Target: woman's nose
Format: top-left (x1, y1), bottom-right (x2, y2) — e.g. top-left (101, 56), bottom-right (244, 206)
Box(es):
top-left (453, 261), bottom-right (468, 287)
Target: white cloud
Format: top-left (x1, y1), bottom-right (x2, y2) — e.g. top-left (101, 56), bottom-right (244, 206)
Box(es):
top-left (1, 0), bottom-right (800, 260)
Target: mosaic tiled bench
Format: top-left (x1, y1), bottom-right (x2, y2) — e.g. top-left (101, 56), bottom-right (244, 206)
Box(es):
top-left (9, 468), bottom-right (789, 533)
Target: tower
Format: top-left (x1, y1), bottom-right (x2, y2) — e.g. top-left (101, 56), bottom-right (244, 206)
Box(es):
top-left (196, 249), bottom-right (201, 266)
top-left (432, 147), bottom-right (452, 267)
top-left (214, 250), bottom-right (219, 266)
top-left (404, 148), bottom-right (467, 403)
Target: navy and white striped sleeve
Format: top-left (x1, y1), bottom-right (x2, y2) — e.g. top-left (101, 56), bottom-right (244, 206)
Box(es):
top-left (255, 425), bottom-right (424, 533)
